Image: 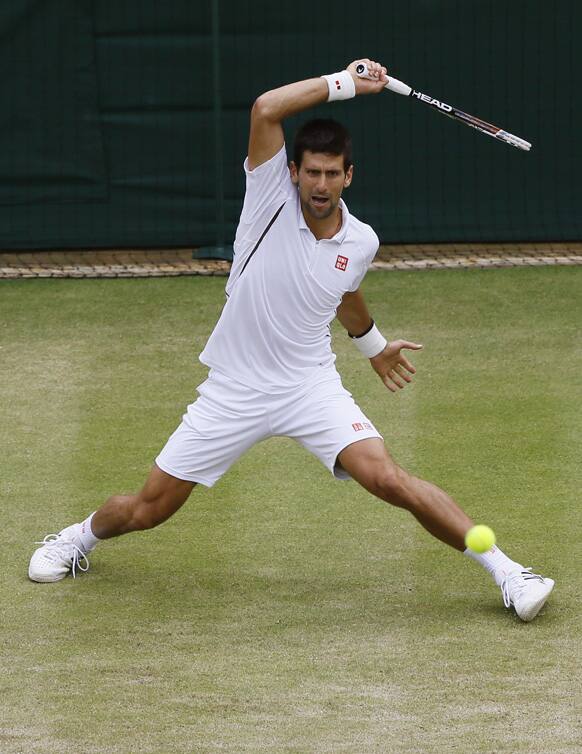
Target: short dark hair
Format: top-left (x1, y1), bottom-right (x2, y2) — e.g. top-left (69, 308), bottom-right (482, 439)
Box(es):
top-left (293, 118), bottom-right (352, 171)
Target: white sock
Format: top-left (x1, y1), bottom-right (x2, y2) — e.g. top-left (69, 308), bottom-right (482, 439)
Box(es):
top-left (465, 544), bottom-right (522, 587)
top-left (77, 512), bottom-right (101, 553)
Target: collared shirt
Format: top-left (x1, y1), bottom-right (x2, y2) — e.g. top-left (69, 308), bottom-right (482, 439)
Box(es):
top-left (199, 144), bottom-right (379, 392)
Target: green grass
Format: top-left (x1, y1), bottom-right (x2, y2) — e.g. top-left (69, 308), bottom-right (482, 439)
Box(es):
top-left (1, 267), bottom-right (580, 753)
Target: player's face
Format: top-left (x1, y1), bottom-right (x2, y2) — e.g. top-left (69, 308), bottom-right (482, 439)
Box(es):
top-left (290, 151), bottom-right (353, 221)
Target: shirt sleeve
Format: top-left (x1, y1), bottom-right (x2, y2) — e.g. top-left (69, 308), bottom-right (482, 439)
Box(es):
top-left (239, 144), bottom-right (293, 225)
top-left (347, 231), bottom-right (380, 292)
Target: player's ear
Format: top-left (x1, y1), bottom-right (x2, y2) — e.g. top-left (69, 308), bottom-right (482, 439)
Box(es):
top-left (344, 164), bottom-right (353, 188)
top-left (289, 161), bottom-right (299, 185)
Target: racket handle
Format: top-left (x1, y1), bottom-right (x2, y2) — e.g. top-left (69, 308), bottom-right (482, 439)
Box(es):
top-left (355, 62), bottom-right (412, 97)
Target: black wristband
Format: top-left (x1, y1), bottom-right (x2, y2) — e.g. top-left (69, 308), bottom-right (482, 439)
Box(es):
top-left (348, 319), bottom-right (375, 339)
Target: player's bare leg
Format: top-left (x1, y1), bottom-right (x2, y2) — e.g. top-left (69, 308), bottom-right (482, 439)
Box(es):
top-left (28, 466), bottom-right (195, 582)
top-left (91, 466), bottom-right (196, 538)
top-left (338, 437), bottom-right (554, 620)
top-left (338, 437), bottom-right (472, 550)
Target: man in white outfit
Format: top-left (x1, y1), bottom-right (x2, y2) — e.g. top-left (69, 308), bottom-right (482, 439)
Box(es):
top-left (29, 58), bottom-right (554, 621)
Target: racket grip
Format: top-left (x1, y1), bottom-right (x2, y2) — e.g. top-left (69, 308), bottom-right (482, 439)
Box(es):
top-left (355, 62), bottom-right (412, 97)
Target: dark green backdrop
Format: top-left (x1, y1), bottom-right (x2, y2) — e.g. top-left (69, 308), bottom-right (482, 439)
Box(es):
top-left (1, 0), bottom-right (579, 251)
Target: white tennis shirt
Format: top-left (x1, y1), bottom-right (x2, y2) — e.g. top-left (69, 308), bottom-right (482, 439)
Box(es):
top-left (199, 144), bottom-right (379, 392)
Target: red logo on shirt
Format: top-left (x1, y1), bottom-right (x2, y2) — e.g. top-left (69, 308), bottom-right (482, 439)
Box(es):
top-left (335, 255), bottom-right (349, 271)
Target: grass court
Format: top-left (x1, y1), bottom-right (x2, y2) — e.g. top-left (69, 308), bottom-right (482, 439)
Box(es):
top-left (1, 267), bottom-right (580, 753)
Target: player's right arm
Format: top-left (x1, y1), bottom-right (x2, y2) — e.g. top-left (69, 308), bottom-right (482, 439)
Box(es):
top-left (248, 59), bottom-right (388, 170)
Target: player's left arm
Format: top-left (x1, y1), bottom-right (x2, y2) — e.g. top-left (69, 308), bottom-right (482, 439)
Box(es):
top-left (336, 289), bottom-right (423, 392)
top-left (248, 59), bottom-right (388, 170)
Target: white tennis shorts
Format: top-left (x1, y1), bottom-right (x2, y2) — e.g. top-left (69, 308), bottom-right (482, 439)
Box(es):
top-left (155, 369), bottom-right (382, 487)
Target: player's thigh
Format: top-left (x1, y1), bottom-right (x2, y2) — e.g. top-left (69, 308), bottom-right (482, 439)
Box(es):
top-left (156, 370), bottom-right (270, 487)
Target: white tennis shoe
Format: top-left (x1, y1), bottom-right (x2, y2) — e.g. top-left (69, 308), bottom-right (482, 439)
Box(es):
top-left (500, 568), bottom-right (555, 622)
top-left (28, 524), bottom-right (90, 582)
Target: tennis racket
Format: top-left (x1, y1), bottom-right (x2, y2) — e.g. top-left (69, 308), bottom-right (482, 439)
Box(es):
top-left (355, 62), bottom-right (531, 152)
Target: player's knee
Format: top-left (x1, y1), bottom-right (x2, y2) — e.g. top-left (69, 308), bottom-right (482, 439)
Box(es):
top-left (130, 497), bottom-right (167, 531)
top-left (373, 465), bottom-right (411, 508)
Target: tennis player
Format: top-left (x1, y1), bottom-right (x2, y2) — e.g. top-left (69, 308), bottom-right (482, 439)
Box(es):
top-left (29, 59), bottom-right (554, 621)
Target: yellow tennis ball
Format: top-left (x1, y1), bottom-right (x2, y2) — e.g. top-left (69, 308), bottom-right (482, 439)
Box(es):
top-left (465, 525), bottom-right (496, 553)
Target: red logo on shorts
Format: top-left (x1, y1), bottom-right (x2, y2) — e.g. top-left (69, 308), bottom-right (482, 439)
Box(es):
top-left (335, 255), bottom-right (349, 271)
top-left (352, 422), bottom-right (364, 431)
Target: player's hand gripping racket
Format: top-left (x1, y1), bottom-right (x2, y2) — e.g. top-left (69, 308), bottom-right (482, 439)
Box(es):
top-left (355, 62), bottom-right (532, 151)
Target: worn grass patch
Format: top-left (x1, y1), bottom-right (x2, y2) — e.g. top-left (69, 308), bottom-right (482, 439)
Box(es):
top-left (1, 268), bottom-right (580, 753)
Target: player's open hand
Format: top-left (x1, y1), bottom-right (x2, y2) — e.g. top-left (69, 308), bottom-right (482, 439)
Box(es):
top-left (347, 59), bottom-right (388, 94)
top-left (370, 339), bottom-right (423, 392)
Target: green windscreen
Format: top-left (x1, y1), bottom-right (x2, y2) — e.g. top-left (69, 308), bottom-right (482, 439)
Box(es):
top-left (0, 0), bottom-right (107, 207)
top-left (0, 0), bottom-right (579, 251)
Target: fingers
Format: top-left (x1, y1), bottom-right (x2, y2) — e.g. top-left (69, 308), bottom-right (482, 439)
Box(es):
top-left (398, 355), bottom-right (416, 375)
top-left (362, 60), bottom-right (388, 80)
top-left (383, 365), bottom-right (411, 392)
top-left (395, 340), bottom-right (423, 351)
top-left (394, 364), bottom-right (412, 383)
top-left (389, 340), bottom-right (423, 375)
top-left (373, 338), bottom-right (424, 392)
top-left (349, 59), bottom-right (389, 92)
top-left (382, 374), bottom-right (398, 393)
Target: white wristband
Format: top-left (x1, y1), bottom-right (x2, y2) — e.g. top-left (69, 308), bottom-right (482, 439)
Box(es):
top-left (321, 70), bottom-right (356, 102)
top-left (350, 323), bottom-right (387, 358)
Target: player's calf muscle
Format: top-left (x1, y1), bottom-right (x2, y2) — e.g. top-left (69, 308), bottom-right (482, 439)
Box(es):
top-left (92, 482), bottom-right (195, 538)
top-left (125, 495), bottom-right (166, 533)
top-left (91, 494), bottom-right (141, 538)
top-left (93, 495), bottom-right (173, 537)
